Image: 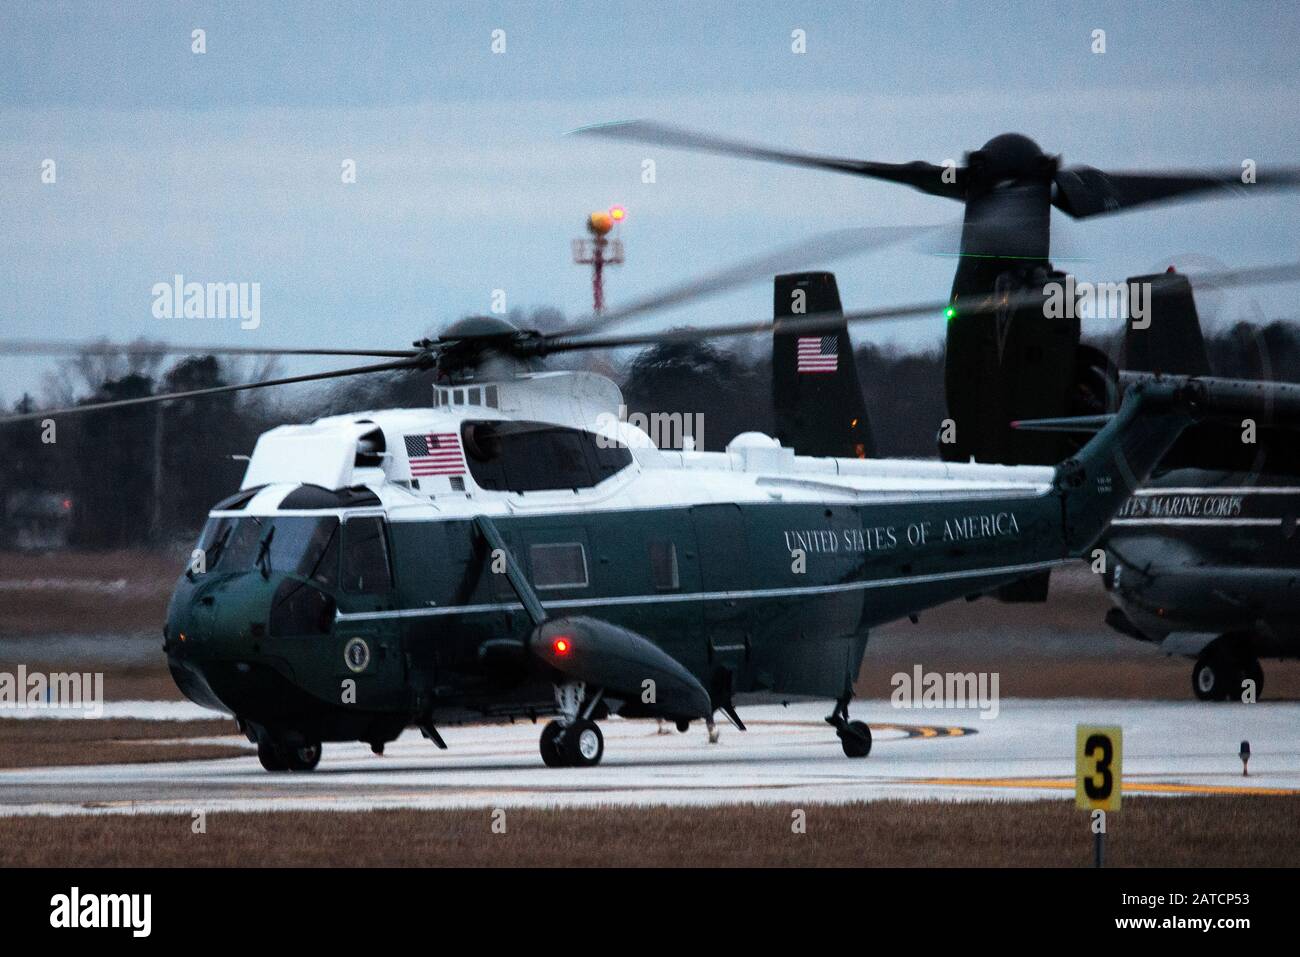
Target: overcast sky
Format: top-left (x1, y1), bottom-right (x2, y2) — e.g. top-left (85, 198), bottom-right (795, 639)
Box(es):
top-left (3, 0), bottom-right (1299, 408)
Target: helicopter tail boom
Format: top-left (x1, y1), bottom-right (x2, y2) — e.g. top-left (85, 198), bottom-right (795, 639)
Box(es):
top-left (1058, 374), bottom-right (1300, 554)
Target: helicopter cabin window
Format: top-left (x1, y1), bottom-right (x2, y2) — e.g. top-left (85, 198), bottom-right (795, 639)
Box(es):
top-left (341, 517), bottom-right (393, 593)
top-left (648, 540), bottom-right (679, 591)
top-left (529, 543), bottom-right (588, 589)
top-left (460, 420), bottom-right (632, 493)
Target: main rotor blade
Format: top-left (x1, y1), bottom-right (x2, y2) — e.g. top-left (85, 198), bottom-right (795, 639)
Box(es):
top-left (1054, 165), bottom-right (1300, 219)
top-left (555, 225), bottom-right (936, 341)
top-left (0, 357), bottom-right (426, 425)
top-left (544, 259), bottom-right (1300, 354)
top-left (0, 339), bottom-right (420, 359)
top-left (571, 120), bottom-right (964, 199)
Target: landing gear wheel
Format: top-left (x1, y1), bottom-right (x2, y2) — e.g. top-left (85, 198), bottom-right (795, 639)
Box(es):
top-left (257, 740), bottom-right (288, 772)
top-left (539, 720), bottom-right (567, 767)
top-left (1193, 650), bottom-right (1240, 702)
top-left (838, 720), bottom-right (872, 758)
top-left (1191, 656), bottom-right (1219, 701)
top-left (286, 741), bottom-right (322, 771)
top-left (563, 719), bottom-right (604, 767)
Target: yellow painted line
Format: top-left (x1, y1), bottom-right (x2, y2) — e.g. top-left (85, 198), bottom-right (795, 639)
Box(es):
top-left (904, 777), bottom-right (1300, 797)
top-left (871, 724), bottom-right (975, 739)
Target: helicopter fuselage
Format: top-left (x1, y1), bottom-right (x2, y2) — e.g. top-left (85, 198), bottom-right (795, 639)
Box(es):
top-left (163, 395), bottom-right (1071, 751)
top-left (161, 371), bottom-right (1199, 760)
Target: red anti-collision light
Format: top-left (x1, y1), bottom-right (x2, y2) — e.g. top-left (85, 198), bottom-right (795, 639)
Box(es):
top-left (552, 637), bottom-right (572, 656)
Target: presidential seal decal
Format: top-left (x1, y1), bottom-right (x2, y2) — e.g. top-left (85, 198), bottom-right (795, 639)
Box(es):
top-left (344, 637), bottom-right (371, 673)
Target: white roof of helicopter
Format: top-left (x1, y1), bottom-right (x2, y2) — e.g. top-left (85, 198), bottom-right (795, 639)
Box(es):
top-left (232, 371), bottom-right (1055, 520)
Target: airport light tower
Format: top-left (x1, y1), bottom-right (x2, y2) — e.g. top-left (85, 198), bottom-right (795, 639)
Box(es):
top-left (572, 205), bottom-right (625, 314)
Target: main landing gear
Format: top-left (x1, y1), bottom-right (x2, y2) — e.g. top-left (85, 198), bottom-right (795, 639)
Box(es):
top-left (826, 696), bottom-right (872, 758)
top-left (1192, 640), bottom-right (1264, 702)
top-left (257, 738), bottom-right (322, 772)
top-left (539, 681), bottom-right (606, 768)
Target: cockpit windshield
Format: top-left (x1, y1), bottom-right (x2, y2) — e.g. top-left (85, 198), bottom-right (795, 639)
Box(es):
top-left (194, 516), bottom-right (340, 585)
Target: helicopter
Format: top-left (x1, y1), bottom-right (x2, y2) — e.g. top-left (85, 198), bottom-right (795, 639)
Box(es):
top-left (4, 241), bottom-right (1296, 770)
top-left (1008, 268), bottom-right (1300, 702)
top-left (767, 259), bottom-right (1300, 704)
top-left (578, 121), bottom-right (1300, 610)
top-left (574, 120), bottom-right (1300, 466)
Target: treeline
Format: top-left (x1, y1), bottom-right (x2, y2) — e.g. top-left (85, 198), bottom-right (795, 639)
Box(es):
top-left (2, 316), bottom-right (1297, 549)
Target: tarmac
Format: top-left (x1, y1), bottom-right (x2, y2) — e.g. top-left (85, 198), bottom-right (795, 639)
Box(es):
top-left (2, 698), bottom-right (1297, 816)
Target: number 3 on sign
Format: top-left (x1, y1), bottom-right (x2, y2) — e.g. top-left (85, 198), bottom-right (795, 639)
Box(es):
top-left (1075, 725), bottom-right (1122, 812)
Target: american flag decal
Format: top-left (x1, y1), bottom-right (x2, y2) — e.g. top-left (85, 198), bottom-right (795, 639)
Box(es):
top-left (796, 335), bottom-right (838, 373)
top-left (404, 432), bottom-right (466, 476)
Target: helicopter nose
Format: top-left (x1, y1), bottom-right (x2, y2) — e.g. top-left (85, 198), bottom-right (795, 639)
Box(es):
top-left (165, 585), bottom-right (230, 661)
top-left (164, 604), bottom-right (201, 658)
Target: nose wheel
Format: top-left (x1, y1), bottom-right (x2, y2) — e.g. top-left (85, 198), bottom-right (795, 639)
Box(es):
top-left (539, 719), bottom-right (604, 767)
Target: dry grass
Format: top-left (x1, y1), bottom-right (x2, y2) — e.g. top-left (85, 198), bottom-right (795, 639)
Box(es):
top-left (0, 718), bottom-right (244, 768)
top-left (1, 796), bottom-right (1295, 867)
top-left (0, 549), bottom-right (180, 634)
top-left (89, 665), bottom-right (186, 701)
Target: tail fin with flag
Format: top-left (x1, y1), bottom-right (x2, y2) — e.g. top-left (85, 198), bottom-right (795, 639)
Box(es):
top-left (771, 272), bottom-right (875, 458)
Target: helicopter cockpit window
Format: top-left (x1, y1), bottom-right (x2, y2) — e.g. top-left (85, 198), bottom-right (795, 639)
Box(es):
top-left (219, 517), bottom-right (266, 571)
top-left (197, 517), bottom-right (223, 550)
top-left (268, 517), bottom-right (340, 586)
top-left (341, 516), bottom-right (393, 593)
top-left (194, 516), bottom-right (339, 582)
top-left (461, 420), bottom-right (632, 493)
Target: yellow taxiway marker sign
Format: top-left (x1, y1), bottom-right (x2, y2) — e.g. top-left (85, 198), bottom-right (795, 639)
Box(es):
top-left (1076, 725), bottom-right (1123, 811)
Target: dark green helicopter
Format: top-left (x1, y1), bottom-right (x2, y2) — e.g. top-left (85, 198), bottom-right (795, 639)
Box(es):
top-left (6, 245), bottom-right (1297, 771)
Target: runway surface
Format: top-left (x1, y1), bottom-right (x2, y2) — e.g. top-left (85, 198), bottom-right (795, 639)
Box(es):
top-left (3, 698), bottom-right (1298, 816)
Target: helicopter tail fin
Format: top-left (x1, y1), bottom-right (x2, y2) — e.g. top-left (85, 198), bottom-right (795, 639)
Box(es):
top-left (1117, 269), bottom-right (1300, 473)
top-left (1121, 269), bottom-right (1212, 377)
top-left (771, 272), bottom-right (876, 458)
